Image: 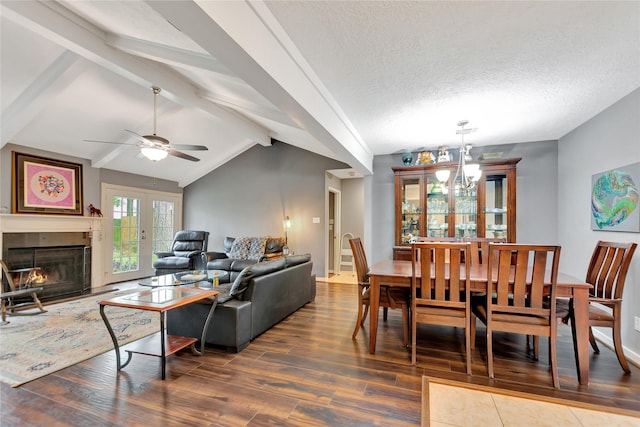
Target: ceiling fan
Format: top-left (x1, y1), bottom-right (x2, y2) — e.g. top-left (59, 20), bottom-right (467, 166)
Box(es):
top-left (85, 86), bottom-right (208, 162)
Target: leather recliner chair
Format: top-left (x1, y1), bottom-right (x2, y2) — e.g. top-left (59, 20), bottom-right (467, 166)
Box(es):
top-left (153, 230), bottom-right (209, 275)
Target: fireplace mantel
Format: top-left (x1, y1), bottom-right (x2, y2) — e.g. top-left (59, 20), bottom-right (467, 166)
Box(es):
top-left (0, 214), bottom-right (104, 288)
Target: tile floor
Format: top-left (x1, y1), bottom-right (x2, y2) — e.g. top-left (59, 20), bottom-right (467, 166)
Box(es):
top-left (424, 377), bottom-right (640, 427)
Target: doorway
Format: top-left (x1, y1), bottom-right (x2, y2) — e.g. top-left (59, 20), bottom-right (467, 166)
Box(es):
top-left (328, 188), bottom-right (341, 275)
top-left (101, 184), bottom-right (182, 283)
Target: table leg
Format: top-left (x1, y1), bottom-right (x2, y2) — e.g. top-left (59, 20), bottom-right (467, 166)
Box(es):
top-left (570, 288), bottom-right (590, 385)
top-left (160, 311), bottom-right (166, 380)
top-left (192, 296), bottom-right (218, 356)
top-left (99, 304), bottom-right (133, 371)
top-left (369, 276), bottom-right (381, 354)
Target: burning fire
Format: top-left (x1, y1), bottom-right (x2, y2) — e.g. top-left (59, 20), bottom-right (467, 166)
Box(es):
top-left (27, 269), bottom-right (47, 285)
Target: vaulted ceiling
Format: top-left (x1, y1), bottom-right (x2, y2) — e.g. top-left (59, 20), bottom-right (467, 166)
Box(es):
top-left (2, 1), bottom-right (638, 186)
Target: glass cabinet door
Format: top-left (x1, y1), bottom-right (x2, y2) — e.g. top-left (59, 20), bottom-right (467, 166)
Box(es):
top-left (426, 174), bottom-right (449, 238)
top-left (453, 187), bottom-right (478, 239)
top-left (484, 173), bottom-right (508, 239)
top-left (400, 176), bottom-right (422, 243)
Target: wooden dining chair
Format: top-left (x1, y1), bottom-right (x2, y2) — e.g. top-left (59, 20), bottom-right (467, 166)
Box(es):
top-left (349, 238), bottom-right (410, 346)
top-left (556, 241), bottom-right (637, 374)
top-left (472, 243), bottom-right (561, 388)
top-left (411, 242), bottom-right (472, 374)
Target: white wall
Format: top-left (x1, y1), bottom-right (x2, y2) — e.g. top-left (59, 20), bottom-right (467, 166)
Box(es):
top-left (558, 88), bottom-right (640, 361)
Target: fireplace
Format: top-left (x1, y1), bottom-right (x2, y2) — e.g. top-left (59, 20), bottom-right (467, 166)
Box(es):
top-left (0, 214), bottom-right (104, 299)
top-left (2, 232), bottom-right (91, 302)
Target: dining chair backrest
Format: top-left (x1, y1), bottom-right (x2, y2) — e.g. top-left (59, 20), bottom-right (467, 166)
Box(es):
top-left (463, 237), bottom-right (506, 265)
top-left (487, 243), bottom-right (561, 314)
top-left (411, 242), bottom-right (470, 303)
top-left (586, 241), bottom-right (637, 300)
top-left (349, 237), bottom-right (370, 284)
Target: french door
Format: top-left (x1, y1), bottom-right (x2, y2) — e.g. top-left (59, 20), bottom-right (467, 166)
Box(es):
top-left (101, 184), bottom-right (182, 284)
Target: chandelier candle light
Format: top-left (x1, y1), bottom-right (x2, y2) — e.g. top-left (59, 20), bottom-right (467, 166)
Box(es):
top-left (435, 120), bottom-right (482, 194)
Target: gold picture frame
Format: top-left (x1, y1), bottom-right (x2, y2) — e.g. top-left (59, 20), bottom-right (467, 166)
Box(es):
top-left (11, 151), bottom-right (83, 215)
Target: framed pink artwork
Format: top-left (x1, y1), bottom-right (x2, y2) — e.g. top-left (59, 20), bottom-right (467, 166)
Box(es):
top-left (12, 151), bottom-right (83, 215)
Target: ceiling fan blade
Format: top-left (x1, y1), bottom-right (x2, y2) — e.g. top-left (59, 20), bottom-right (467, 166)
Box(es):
top-left (168, 144), bottom-right (208, 151)
top-left (167, 149), bottom-right (200, 162)
top-left (124, 129), bottom-right (152, 144)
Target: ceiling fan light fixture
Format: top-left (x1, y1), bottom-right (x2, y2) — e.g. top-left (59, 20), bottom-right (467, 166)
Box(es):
top-left (141, 146), bottom-right (168, 161)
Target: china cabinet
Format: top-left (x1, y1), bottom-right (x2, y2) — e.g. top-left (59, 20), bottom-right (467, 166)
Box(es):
top-left (393, 158), bottom-right (521, 260)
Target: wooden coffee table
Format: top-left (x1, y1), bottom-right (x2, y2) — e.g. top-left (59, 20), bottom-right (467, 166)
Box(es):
top-left (99, 287), bottom-right (218, 380)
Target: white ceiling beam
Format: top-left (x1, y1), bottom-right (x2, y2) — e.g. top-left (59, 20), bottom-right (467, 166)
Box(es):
top-left (1, 0), bottom-right (271, 147)
top-left (149, 0), bottom-right (373, 175)
top-left (1, 50), bottom-right (84, 147)
top-left (106, 34), bottom-right (298, 130)
top-left (105, 33), bottom-right (240, 82)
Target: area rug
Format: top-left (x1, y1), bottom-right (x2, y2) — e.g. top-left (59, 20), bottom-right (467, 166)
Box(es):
top-left (0, 289), bottom-right (159, 387)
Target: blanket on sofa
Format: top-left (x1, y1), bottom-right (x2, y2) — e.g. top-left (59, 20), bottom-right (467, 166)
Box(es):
top-left (228, 237), bottom-right (268, 260)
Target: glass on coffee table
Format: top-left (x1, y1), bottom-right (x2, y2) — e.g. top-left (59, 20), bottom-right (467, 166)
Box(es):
top-left (138, 270), bottom-right (214, 288)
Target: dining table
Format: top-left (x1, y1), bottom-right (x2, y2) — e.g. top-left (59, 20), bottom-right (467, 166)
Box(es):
top-left (367, 259), bottom-right (593, 385)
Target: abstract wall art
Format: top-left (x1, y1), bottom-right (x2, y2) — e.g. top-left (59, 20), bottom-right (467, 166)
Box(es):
top-left (11, 151), bottom-right (83, 215)
top-left (591, 162), bottom-right (639, 232)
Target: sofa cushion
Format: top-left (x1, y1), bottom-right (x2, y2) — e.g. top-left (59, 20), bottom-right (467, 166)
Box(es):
top-left (229, 258), bottom-right (286, 298)
top-left (285, 253), bottom-right (312, 267)
top-left (230, 259), bottom-right (258, 271)
top-left (229, 237), bottom-right (268, 260)
top-left (208, 258), bottom-right (234, 270)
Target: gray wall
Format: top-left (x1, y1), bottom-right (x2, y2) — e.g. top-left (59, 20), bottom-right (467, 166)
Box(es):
top-left (368, 140), bottom-right (559, 264)
top-left (0, 143), bottom-right (180, 213)
top-left (558, 88), bottom-right (640, 360)
top-left (341, 178), bottom-right (364, 241)
top-left (183, 140), bottom-right (348, 277)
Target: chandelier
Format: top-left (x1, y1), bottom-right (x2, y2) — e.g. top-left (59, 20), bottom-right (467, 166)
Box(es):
top-left (435, 120), bottom-right (482, 194)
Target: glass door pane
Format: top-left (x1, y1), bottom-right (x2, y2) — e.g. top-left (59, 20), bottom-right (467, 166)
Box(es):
top-left (152, 200), bottom-right (175, 265)
top-left (112, 195), bottom-right (140, 274)
top-left (485, 174), bottom-right (508, 239)
top-left (454, 179), bottom-right (478, 239)
top-left (426, 175), bottom-right (449, 238)
top-left (400, 177), bottom-right (421, 243)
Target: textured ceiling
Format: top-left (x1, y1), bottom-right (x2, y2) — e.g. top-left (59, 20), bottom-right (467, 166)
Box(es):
top-left (1, 1), bottom-right (638, 185)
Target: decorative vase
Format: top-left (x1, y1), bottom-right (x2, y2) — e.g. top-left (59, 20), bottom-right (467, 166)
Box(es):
top-left (402, 150), bottom-right (413, 166)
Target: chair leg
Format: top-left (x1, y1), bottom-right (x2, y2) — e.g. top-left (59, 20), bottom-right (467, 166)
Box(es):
top-left (30, 291), bottom-right (46, 314)
top-left (383, 307), bottom-right (388, 321)
top-left (352, 303), bottom-right (365, 340)
top-left (1, 297), bottom-right (8, 325)
top-left (465, 322), bottom-right (472, 376)
top-left (533, 336), bottom-right (539, 361)
top-left (411, 318), bottom-right (417, 365)
top-left (470, 315), bottom-right (477, 350)
top-left (402, 305), bottom-right (409, 347)
top-left (612, 318), bottom-right (631, 374)
top-left (588, 326), bottom-right (600, 353)
top-left (550, 331), bottom-right (559, 389)
top-left (487, 326), bottom-right (494, 379)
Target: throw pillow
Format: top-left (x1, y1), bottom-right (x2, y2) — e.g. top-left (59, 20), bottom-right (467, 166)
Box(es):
top-left (229, 237), bottom-right (268, 260)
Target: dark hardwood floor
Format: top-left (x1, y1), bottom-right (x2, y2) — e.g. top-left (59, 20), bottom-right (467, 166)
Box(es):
top-left (1, 280), bottom-right (639, 426)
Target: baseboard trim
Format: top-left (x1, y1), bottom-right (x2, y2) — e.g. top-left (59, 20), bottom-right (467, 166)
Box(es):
top-left (592, 328), bottom-right (640, 368)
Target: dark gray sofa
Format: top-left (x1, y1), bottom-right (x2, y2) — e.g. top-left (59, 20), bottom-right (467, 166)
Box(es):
top-left (167, 254), bottom-right (315, 352)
